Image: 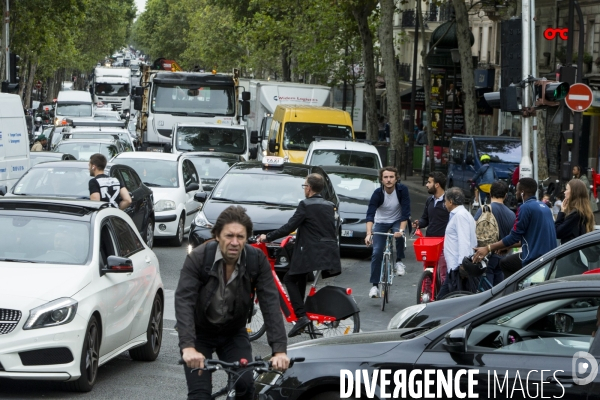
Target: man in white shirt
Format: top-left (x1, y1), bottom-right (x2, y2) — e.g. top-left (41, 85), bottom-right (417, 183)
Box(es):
top-left (437, 187), bottom-right (477, 299)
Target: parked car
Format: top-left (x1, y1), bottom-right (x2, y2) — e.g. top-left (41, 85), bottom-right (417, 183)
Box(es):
top-left (0, 198), bottom-right (164, 392)
top-left (7, 161), bottom-right (155, 247)
top-left (388, 229), bottom-right (600, 330)
top-left (256, 275), bottom-right (600, 399)
top-left (112, 152), bottom-right (203, 246)
top-left (303, 139), bottom-right (382, 169)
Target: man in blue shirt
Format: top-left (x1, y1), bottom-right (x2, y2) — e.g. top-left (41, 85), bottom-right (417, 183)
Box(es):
top-left (473, 177), bottom-right (556, 277)
top-left (472, 154), bottom-right (496, 206)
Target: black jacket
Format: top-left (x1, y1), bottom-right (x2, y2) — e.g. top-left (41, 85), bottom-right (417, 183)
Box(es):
top-left (175, 242), bottom-right (287, 354)
top-left (417, 195), bottom-right (448, 237)
top-left (555, 210), bottom-right (588, 244)
top-left (266, 194), bottom-right (341, 276)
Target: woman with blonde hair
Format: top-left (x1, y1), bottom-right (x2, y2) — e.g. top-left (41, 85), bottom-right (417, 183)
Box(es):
top-left (555, 179), bottom-right (595, 244)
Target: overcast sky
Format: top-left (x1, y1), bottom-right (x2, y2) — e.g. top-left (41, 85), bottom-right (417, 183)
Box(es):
top-left (135, 0), bottom-right (146, 14)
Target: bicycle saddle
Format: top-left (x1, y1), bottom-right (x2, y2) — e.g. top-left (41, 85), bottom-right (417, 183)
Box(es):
top-left (462, 254), bottom-right (488, 277)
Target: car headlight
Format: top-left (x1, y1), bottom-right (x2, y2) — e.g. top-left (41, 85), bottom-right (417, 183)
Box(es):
top-left (23, 298), bottom-right (78, 330)
top-left (387, 303), bottom-right (426, 330)
top-left (194, 211), bottom-right (213, 228)
top-left (155, 199), bottom-right (176, 212)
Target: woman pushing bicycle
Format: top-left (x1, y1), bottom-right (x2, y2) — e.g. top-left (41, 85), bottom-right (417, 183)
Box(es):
top-left (258, 173), bottom-right (341, 338)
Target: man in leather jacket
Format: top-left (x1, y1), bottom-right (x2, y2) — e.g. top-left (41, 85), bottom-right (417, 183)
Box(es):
top-left (176, 206), bottom-right (289, 400)
top-left (259, 173), bottom-right (341, 338)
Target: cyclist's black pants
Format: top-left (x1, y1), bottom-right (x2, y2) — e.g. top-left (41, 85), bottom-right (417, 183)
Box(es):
top-left (283, 271), bottom-right (308, 318)
top-left (183, 328), bottom-right (253, 400)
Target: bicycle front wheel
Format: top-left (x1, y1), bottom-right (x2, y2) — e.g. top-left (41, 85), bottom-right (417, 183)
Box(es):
top-left (381, 254), bottom-right (390, 311)
top-left (309, 312), bottom-right (360, 339)
top-left (416, 270), bottom-right (433, 304)
top-left (246, 298), bottom-right (266, 341)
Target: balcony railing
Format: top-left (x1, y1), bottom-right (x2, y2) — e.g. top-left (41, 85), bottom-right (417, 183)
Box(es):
top-left (397, 62), bottom-right (412, 81)
top-left (400, 5), bottom-right (454, 28)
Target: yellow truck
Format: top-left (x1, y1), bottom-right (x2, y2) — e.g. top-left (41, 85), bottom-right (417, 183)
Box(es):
top-left (266, 105), bottom-right (354, 163)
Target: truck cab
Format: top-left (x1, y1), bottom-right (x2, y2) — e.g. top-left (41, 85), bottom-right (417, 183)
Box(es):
top-left (166, 122), bottom-right (249, 160)
top-left (92, 66), bottom-right (132, 113)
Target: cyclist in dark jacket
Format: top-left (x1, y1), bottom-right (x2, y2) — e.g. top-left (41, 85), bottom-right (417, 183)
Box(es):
top-left (176, 206), bottom-right (289, 400)
top-left (259, 173), bottom-right (341, 338)
top-left (472, 154), bottom-right (496, 206)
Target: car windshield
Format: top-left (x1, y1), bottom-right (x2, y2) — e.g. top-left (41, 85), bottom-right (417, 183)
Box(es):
top-left (151, 84), bottom-right (235, 116)
top-left (212, 172), bottom-right (305, 206)
top-left (475, 140), bottom-right (521, 163)
top-left (0, 215), bottom-right (90, 264)
top-left (13, 166), bottom-right (91, 197)
top-left (55, 142), bottom-right (119, 160)
top-left (115, 158), bottom-right (179, 187)
top-left (187, 157), bottom-right (238, 182)
top-left (94, 83), bottom-right (129, 96)
top-left (176, 126), bottom-right (246, 154)
top-left (283, 123), bottom-right (353, 151)
top-left (56, 103), bottom-right (93, 117)
top-left (310, 149), bottom-right (379, 169)
top-left (327, 172), bottom-right (379, 200)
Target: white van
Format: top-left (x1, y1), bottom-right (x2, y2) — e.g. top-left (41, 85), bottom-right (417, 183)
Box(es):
top-left (303, 139), bottom-right (382, 170)
top-left (0, 94), bottom-right (31, 194)
top-left (54, 91), bottom-right (94, 126)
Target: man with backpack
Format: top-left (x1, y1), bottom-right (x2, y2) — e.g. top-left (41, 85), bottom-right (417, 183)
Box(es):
top-left (473, 181), bottom-right (516, 286)
top-left (175, 206), bottom-right (289, 400)
top-left (472, 154), bottom-right (496, 206)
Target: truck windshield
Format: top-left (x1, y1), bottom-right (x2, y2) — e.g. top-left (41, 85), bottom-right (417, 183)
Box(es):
top-left (475, 140), bottom-right (521, 163)
top-left (176, 126), bottom-right (246, 154)
top-left (56, 103), bottom-right (93, 117)
top-left (151, 84), bottom-right (234, 116)
top-left (95, 83), bottom-right (130, 96)
top-left (283, 123), bottom-right (353, 151)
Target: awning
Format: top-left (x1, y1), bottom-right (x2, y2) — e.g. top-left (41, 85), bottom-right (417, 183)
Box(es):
top-left (400, 86), bottom-right (425, 110)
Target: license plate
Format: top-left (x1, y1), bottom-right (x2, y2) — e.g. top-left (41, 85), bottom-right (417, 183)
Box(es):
top-left (341, 230), bottom-right (353, 237)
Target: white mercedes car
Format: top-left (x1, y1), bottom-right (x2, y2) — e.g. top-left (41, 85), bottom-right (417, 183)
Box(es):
top-left (0, 198), bottom-right (164, 392)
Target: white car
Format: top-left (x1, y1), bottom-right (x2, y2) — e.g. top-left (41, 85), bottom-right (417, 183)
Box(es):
top-left (0, 198), bottom-right (164, 392)
top-left (113, 152), bottom-right (203, 246)
top-left (302, 139), bottom-right (383, 170)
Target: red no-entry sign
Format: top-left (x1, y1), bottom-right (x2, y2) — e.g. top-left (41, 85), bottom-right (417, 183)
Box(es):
top-left (36, 80), bottom-right (42, 89)
top-left (565, 83), bottom-right (593, 112)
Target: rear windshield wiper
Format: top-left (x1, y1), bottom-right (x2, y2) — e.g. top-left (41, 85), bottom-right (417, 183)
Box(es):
top-left (0, 258), bottom-right (36, 263)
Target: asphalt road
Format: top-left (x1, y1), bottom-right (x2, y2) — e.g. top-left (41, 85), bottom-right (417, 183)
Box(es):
top-left (0, 189), bottom-right (430, 399)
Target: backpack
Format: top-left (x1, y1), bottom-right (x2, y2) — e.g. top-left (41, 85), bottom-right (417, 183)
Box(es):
top-left (476, 204), bottom-right (499, 247)
top-left (201, 240), bottom-right (260, 323)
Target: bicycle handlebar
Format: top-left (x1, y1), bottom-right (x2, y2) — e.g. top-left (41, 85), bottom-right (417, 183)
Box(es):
top-left (371, 232), bottom-right (399, 237)
top-left (178, 357), bottom-right (305, 373)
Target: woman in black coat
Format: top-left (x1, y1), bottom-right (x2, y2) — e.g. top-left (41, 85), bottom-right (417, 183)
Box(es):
top-left (555, 179), bottom-right (595, 244)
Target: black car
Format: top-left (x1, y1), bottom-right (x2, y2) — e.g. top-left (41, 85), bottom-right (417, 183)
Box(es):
top-left (7, 161), bottom-right (155, 247)
top-left (189, 161), bottom-right (340, 274)
top-left (182, 152), bottom-right (244, 193)
top-left (322, 166), bottom-right (379, 251)
top-left (256, 275), bottom-right (600, 400)
top-left (389, 229), bottom-right (600, 330)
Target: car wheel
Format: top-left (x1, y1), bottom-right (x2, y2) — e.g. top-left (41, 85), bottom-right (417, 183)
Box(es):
top-left (130, 294), bottom-right (163, 361)
top-left (143, 217), bottom-right (154, 249)
top-left (62, 316), bottom-right (100, 392)
top-left (170, 214), bottom-right (185, 247)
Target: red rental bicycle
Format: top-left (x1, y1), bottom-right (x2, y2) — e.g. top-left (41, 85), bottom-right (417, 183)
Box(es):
top-left (246, 237), bottom-right (360, 340)
top-left (413, 230), bottom-right (445, 304)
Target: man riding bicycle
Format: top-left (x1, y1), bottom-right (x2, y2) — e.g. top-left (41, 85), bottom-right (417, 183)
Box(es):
top-left (175, 206), bottom-right (289, 400)
top-left (365, 166), bottom-right (411, 298)
top-left (258, 173), bottom-right (341, 337)
top-left (472, 154), bottom-right (496, 206)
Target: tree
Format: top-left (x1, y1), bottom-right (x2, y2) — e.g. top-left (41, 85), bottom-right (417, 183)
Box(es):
top-left (378, 0), bottom-right (403, 169)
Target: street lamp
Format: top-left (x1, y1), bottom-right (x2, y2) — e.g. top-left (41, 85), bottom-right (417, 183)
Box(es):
top-left (450, 49), bottom-right (460, 137)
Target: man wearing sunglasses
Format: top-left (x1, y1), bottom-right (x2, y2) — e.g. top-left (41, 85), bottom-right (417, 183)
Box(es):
top-left (258, 173), bottom-right (341, 338)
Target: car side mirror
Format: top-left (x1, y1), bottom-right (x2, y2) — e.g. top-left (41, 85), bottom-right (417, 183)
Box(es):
top-left (249, 147), bottom-right (258, 160)
top-left (102, 256), bottom-right (133, 276)
top-left (268, 138), bottom-right (278, 153)
top-left (442, 327), bottom-right (468, 353)
top-left (164, 143), bottom-right (172, 153)
top-left (550, 312), bottom-right (574, 333)
top-left (134, 86), bottom-right (144, 96)
top-left (133, 96), bottom-right (142, 111)
top-left (186, 182), bottom-right (200, 193)
top-left (194, 192), bottom-right (207, 203)
top-left (250, 130), bottom-right (259, 144)
top-left (241, 100), bottom-right (250, 116)
top-left (241, 91), bottom-right (250, 101)
top-left (0, 185), bottom-right (6, 196)
top-left (465, 155), bottom-right (473, 165)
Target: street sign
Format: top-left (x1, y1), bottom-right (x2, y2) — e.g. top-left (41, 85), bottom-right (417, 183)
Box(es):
top-left (565, 83), bottom-right (593, 112)
top-left (36, 80), bottom-right (42, 89)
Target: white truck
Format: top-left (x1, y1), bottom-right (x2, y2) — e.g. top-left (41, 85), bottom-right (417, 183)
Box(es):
top-left (165, 122), bottom-right (250, 160)
top-left (92, 66), bottom-right (132, 112)
top-left (238, 79), bottom-right (332, 158)
top-left (0, 93), bottom-right (31, 194)
top-left (132, 65), bottom-right (251, 154)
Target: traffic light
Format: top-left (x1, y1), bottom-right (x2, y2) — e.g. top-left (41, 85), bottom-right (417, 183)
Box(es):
top-left (9, 53), bottom-right (20, 84)
top-left (535, 80), bottom-right (570, 107)
top-left (484, 86), bottom-right (522, 113)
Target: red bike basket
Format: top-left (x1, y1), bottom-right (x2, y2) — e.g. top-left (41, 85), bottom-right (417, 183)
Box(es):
top-left (413, 237), bottom-right (444, 262)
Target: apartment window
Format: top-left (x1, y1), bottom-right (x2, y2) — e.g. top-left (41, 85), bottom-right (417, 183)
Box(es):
top-left (588, 20), bottom-right (596, 54)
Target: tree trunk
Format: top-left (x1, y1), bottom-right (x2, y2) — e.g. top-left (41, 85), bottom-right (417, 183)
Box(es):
top-left (0, 0), bottom-right (5, 82)
top-left (24, 59), bottom-right (37, 108)
top-left (351, 1), bottom-right (379, 141)
top-left (378, 0), bottom-right (403, 170)
top-left (281, 44), bottom-right (292, 82)
top-left (417, 7), bottom-right (434, 172)
top-left (451, 0), bottom-right (479, 136)
top-left (18, 55), bottom-right (28, 102)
